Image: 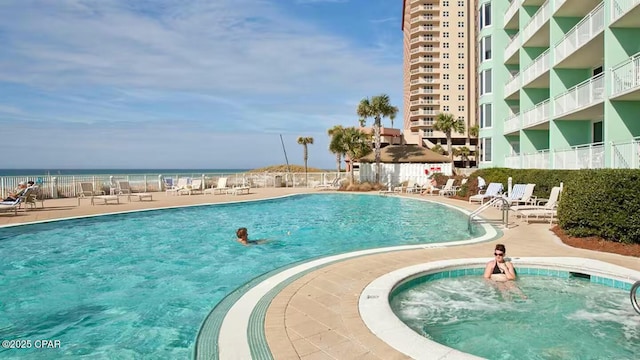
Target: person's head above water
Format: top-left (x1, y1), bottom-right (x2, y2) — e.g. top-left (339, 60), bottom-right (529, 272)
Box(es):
top-left (236, 227), bottom-right (248, 240)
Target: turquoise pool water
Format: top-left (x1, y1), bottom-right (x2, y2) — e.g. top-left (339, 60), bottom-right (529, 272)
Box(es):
top-left (391, 273), bottom-right (640, 360)
top-left (0, 194), bottom-right (481, 359)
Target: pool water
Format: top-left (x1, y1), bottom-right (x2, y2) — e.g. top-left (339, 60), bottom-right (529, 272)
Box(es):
top-left (0, 194), bottom-right (480, 359)
top-left (391, 275), bottom-right (640, 360)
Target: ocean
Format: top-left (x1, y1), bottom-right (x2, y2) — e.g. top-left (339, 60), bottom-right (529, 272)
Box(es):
top-left (0, 169), bottom-right (251, 177)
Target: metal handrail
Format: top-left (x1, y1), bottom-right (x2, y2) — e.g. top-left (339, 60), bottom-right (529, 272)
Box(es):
top-left (468, 196), bottom-right (510, 232)
top-left (632, 281), bottom-right (640, 315)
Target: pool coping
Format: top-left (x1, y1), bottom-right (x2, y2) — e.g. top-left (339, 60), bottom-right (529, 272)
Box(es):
top-left (208, 195), bottom-right (500, 360)
top-left (359, 257), bottom-right (640, 360)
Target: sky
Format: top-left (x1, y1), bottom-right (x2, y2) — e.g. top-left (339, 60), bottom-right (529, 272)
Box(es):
top-left (0, 0), bottom-right (404, 170)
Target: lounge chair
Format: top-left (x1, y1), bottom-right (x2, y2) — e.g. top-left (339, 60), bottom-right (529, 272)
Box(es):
top-left (166, 178), bottom-right (189, 196)
top-left (117, 181), bottom-right (153, 201)
top-left (179, 179), bottom-right (203, 196)
top-left (316, 176), bottom-right (341, 191)
top-left (514, 187), bottom-right (562, 224)
top-left (439, 178), bottom-right (458, 196)
top-left (469, 182), bottom-right (503, 204)
top-left (394, 179), bottom-right (417, 193)
top-left (0, 197), bottom-right (21, 215)
top-left (500, 184), bottom-right (527, 206)
top-left (204, 178), bottom-right (230, 195)
top-left (77, 182), bottom-right (119, 205)
top-left (452, 178), bottom-right (468, 194)
top-left (227, 185), bottom-right (250, 195)
top-left (510, 184), bottom-right (536, 206)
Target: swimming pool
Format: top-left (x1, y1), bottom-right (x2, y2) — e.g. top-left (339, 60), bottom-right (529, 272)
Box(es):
top-left (361, 258), bottom-right (640, 360)
top-left (0, 194), bottom-right (483, 358)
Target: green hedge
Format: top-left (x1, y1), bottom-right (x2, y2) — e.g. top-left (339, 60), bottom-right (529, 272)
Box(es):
top-left (559, 169), bottom-right (640, 244)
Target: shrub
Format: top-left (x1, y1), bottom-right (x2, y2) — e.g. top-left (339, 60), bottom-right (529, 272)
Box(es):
top-left (559, 169), bottom-right (640, 244)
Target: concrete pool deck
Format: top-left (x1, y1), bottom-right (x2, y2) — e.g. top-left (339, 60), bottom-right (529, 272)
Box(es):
top-left (2, 189), bottom-right (639, 359)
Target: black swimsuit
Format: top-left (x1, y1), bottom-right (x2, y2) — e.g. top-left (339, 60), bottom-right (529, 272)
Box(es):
top-left (492, 261), bottom-right (505, 274)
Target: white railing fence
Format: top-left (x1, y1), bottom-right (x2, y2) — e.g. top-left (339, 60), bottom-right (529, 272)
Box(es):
top-left (553, 142), bottom-right (605, 169)
top-left (521, 0), bottom-right (550, 44)
top-left (554, 3), bottom-right (605, 64)
top-left (554, 73), bottom-right (605, 117)
top-left (503, 113), bottom-right (521, 134)
top-left (611, 52), bottom-right (640, 97)
top-left (521, 99), bottom-right (551, 128)
top-left (611, 137), bottom-right (640, 168)
top-left (521, 49), bottom-right (550, 85)
top-left (0, 172), bottom-right (347, 200)
top-left (504, 0), bottom-right (521, 25)
top-left (504, 32), bottom-right (520, 60)
top-left (521, 150), bottom-right (551, 169)
top-left (611, 0), bottom-right (640, 23)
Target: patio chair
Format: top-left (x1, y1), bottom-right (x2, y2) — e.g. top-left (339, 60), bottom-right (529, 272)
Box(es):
top-left (512, 186), bottom-right (562, 212)
top-left (77, 182), bottom-right (119, 205)
top-left (315, 176), bottom-right (341, 191)
top-left (514, 187), bottom-right (562, 224)
top-left (469, 182), bottom-right (503, 204)
top-left (166, 178), bottom-right (189, 196)
top-left (0, 197), bottom-right (21, 215)
top-left (117, 180), bottom-right (153, 201)
top-left (204, 177), bottom-right (230, 195)
top-left (510, 184), bottom-right (536, 206)
top-left (179, 179), bottom-right (203, 195)
top-left (500, 183), bottom-right (527, 206)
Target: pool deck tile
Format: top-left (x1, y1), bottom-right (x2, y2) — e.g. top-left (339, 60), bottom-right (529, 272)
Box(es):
top-left (2, 188), bottom-right (639, 359)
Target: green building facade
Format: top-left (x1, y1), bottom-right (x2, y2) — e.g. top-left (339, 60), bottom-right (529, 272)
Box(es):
top-left (477, 0), bottom-right (640, 169)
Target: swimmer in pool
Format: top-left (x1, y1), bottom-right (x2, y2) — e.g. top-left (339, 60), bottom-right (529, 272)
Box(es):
top-left (484, 244), bottom-right (526, 300)
top-left (236, 227), bottom-right (269, 246)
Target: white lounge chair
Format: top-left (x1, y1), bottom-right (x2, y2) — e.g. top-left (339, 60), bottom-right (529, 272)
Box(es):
top-left (512, 186), bottom-right (561, 212)
top-left (204, 178), bottom-right (230, 195)
top-left (510, 184), bottom-right (536, 206)
top-left (438, 178), bottom-right (458, 196)
top-left (316, 177), bottom-right (341, 191)
top-left (0, 197), bottom-right (22, 215)
top-left (500, 183), bottom-right (527, 206)
top-left (77, 182), bottom-right (119, 205)
top-left (469, 182), bottom-right (503, 204)
top-left (117, 181), bottom-right (153, 201)
top-left (166, 178), bottom-right (189, 196)
top-left (179, 179), bottom-right (203, 196)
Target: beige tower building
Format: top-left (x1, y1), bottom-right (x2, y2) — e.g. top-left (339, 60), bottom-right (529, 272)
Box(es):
top-left (401, 0), bottom-right (478, 167)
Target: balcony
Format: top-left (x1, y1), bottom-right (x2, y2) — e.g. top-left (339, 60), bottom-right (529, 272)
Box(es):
top-left (410, 119), bottom-right (435, 128)
top-left (410, 78), bottom-right (435, 85)
top-left (611, 0), bottom-right (640, 27)
top-left (410, 109), bottom-right (439, 117)
top-left (410, 99), bottom-right (440, 107)
top-left (611, 136), bottom-right (640, 168)
top-left (521, 49), bottom-right (550, 88)
top-left (410, 88), bottom-right (434, 96)
top-left (554, 73), bottom-right (605, 120)
top-left (410, 67), bottom-right (434, 75)
top-left (504, 73), bottom-right (521, 99)
top-left (411, 4), bottom-right (436, 14)
top-left (611, 52), bottom-right (640, 100)
top-left (521, 99), bottom-right (551, 130)
top-left (521, 0), bottom-right (551, 47)
top-left (503, 113), bottom-right (521, 135)
top-left (410, 46), bottom-right (436, 54)
top-left (553, 142), bottom-right (604, 169)
top-left (412, 25), bottom-right (438, 35)
top-left (504, 0), bottom-right (522, 30)
top-left (504, 33), bottom-right (520, 64)
top-left (411, 15), bottom-right (439, 25)
top-left (521, 150), bottom-right (550, 169)
top-left (410, 56), bottom-right (437, 65)
top-left (555, 0), bottom-right (600, 16)
top-left (410, 36), bottom-right (439, 45)
top-left (554, 3), bottom-right (604, 68)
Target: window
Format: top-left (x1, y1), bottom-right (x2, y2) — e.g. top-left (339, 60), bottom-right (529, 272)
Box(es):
top-left (458, 52), bottom-right (465, 59)
top-left (480, 36), bottom-right (492, 61)
top-left (479, 3), bottom-right (491, 29)
top-left (443, 84), bottom-right (450, 90)
top-left (443, 1), bottom-right (449, 6)
top-left (443, 63), bottom-right (449, 69)
top-left (443, 11), bottom-right (449, 17)
top-left (443, 43), bottom-right (449, 48)
top-left (457, 11), bottom-right (464, 16)
top-left (458, 95), bottom-right (464, 101)
top-left (458, 63), bottom-right (465, 69)
top-left (443, 74), bottom-right (450, 80)
top-left (458, 106), bottom-right (464, 111)
top-left (443, 106), bottom-right (450, 111)
top-left (458, 42), bottom-right (465, 48)
top-left (458, 32), bottom-right (464, 38)
top-left (457, 21), bottom-right (464, 27)
top-left (423, 129), bottom-right (434, 137)
top-left (443, 21), bottom-right (449, 27)
top-left (443, 32), bottom-right (449, 38)
top-left (479, 69), bottom-right (492, 95)
top-left (443, 95), bottom-right (450, 101)
top-left (480, 103), bottom-right (492, 128)
top-left (458, 74), bottom-right (464, 80)
top-left (458, 84), bottom-right (464, 90)
top-left (443, 53), bottom-right (450, 59)
top-left (480, 137), bottom-right (493, 162)
top-left (593, 121), bottom-right (603, 142)
top-left (457, 1), bottom-right (464, 6)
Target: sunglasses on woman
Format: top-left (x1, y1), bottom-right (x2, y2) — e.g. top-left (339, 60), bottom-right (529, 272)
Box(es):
top-left (494, 252), bottom-right (504, 256)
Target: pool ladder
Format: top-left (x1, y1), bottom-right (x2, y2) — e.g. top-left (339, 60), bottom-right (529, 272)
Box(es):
top-left (468, 197), bottom-right (510, 232)
top-left (632, 281), bottom-right (640, 315)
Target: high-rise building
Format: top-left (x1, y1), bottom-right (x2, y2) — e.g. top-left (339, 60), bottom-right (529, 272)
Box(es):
top-left (478, 0), bottom-right (640, 170)
top-left (401, 0), bottom-right (478, 167)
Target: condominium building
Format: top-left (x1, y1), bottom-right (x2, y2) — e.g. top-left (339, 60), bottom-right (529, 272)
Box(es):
top-left (401, 0), bottom-right (478, 167)
top-left (478, 0), bottom-right (640, 169)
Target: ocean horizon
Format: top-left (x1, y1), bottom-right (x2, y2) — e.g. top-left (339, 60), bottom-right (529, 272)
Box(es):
top-left (0, 169), bottom-right (252, 177)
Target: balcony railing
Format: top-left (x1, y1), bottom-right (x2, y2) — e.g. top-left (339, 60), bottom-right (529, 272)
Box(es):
top-left (410, 36), bottom-right (438, 44)
top-left (410, 119), bottom-right (435, 127)
top-left (503, 113), bottom-right (521, 134)
top-left (504, 0), bottom-right (522, 26)
top-left (554, 2), bottom-right (604, 65)
top-left (554, 142), bottom-right (605, 169)
top-left (504, 154), bottom-right (522, 169)
top-left (410, 99), bottom-right (439, 106)
top-left (521, 0), bottom-right (550, 44)
top-left (521, 49), bottom-right (550, 86)
top-left (554, 73), bottom-right (605, 117)
top-left (410, 67), bottom-right (434, 75)
top-left (410, 57), bottom-right (437, 64)
top-left (611, 136), bottom-right (640, 168)
top-left (522, 99), bottom-right (551, 128)
top-left (504, 73), bottom-right (521, 97)
top-left (410, 88), bottom-right (434, 95)
top-left (554, 0), bottom-right (567, 12)
top-left (410, 78), bottom-right (435, 85)
top-left (411, 15), bottom-right (437, 24)
top-left (410, 46), bottom-right (435, 54)
top-left (611, 0), bottom-right (640, 22)
top-left (522, 150), bottom-right (550, 169)
top-left (411, 4), bottom-right (435, 14)
top-left (411, 109), bottom-right (439, 116)
top-left (611, 52), bottom-right (640, 97)
top-left (504, 32), bottom-right (520, 61)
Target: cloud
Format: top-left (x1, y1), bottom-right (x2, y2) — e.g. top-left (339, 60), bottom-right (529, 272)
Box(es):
top-left (0, 0), bottom-right (402, 168)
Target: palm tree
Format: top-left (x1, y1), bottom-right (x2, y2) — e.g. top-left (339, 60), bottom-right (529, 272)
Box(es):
top-left (454, 146), bottom-right (471, 168)
top-left (327, 125), bottom-right (346, 173)
top-left (356, 94), bottom-right (398, 183)
top-left (434, 112), bottom-right (465, 161)
top-left (297, 136), bottom-right (314, 185)
top-left (342, 127), bottom-right (372, 184)
top-left (431, 144), bottom-right (446, 155)
top-left (469, 124), bottom-right (479, 138)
